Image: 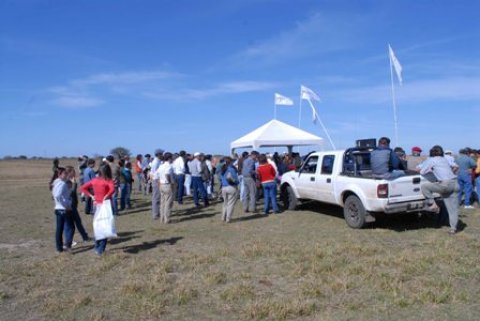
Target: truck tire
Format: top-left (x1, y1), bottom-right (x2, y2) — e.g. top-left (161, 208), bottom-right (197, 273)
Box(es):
top-left (343, 195), bottom-right (367, 229)
top-left (281, 185), bottom-right (298, 210)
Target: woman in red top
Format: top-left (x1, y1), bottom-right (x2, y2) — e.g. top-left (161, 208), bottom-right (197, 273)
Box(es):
top-left (256, 154), bottom-right (280, 215)
top-left (80, 164), bottom-right (115, 255)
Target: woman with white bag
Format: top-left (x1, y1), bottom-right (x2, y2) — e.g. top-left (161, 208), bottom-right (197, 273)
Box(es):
top-left (81, 164), bottom-right (115, 255)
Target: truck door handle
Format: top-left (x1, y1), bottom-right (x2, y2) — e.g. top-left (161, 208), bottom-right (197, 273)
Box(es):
top-left (326, 178), bottom-right (331, 183)
top-left (310, 177), bottom-right (315, 182)
top-left (413, 177), bottom-right (421, 184)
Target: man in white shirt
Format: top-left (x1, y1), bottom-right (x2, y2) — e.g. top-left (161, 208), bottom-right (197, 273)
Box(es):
top-left (150, 149), bottom-right (163, 220)
top-left (156, 152), bottom-right (174, 224)
top-left (173, 150), bottom-right (186, 204)
top-left (188, 152), bottom-right (210, 207)
top-left (417, 145), bottom-right (460, 234)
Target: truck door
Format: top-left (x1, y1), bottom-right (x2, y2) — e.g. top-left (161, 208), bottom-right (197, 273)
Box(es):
top-left (296, 155), bottom-right (319, 199)
top-left (315, 154), bottom-right (336, 204)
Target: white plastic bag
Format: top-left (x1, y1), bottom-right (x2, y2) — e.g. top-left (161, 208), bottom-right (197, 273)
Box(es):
top-left (93, 201), bottom-right (117, 240)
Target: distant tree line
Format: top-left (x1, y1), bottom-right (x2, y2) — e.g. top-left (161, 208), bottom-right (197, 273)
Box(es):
top-left (2, 146), bottom-right (131, 161)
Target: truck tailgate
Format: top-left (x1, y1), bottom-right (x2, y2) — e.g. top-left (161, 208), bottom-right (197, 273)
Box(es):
top-left (387, 175), bottom-right (425, 203)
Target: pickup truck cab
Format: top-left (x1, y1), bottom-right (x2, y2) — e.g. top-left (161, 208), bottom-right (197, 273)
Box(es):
top-left (280, 147), bottom-right (428, 228)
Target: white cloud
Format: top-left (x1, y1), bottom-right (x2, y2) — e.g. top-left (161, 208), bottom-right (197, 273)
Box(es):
top-left (51, 96), bottom-right (104, 108)
top-left (70, 71), bottom-right (182, 87)
top-left (47, 70), bottom-right (180, 108)
top-left (230, 12), bottom-right (364, 66)
top-left (143, 80), bottom-right (277, 101)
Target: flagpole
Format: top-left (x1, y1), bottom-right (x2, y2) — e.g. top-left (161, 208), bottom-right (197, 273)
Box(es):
top-left (308, 99), bottom-right (336, 150)
top-left (298, 95), bottom-right (302, 128)
top-left (389, 47), bottom-right (399, 147)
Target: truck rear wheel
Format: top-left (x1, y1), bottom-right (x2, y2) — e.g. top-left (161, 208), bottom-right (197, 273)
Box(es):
top-left (344, 195), bottom-right (367, 229)
top-left (281, 185), bottom-right (298, 210)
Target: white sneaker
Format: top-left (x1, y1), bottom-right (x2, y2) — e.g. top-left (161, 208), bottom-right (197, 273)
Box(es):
top-left (464, 205), bottom-right (474, 209)
top-left (71, 241), bottom-right (78, 247)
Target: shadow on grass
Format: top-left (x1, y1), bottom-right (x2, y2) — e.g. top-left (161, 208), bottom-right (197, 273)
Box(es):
top-left (174, 213), bottom-right (217, 223)
top-left (114, 236), bottom-right (184, 254)
top-left (297, 200), bottom-right (467, 232)
top-left (117, 200), bottom-right (151, 215)
top-left (109, 230), bottom-right (144, 245)
top-left (232, 213), bottom-right (268, 222)
top-left (72, 230), bottom-right (145, 254)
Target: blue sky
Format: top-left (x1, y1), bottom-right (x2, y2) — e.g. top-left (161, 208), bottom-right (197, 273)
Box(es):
top-left (1, 0), bottom-right (478, 157)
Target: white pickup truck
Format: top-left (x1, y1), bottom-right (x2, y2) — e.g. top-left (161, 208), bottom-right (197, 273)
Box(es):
top-left (280, 147), bottom-right (429, 228)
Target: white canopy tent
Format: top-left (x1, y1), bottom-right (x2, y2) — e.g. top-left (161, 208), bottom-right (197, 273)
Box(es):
top-left (230, 119), bottom-right (323, 154)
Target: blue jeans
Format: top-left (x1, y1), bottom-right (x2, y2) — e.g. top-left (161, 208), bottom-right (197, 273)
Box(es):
top-left (239, 175), bottom-right (246, 202)
top-left (136, 173), bottom-right (143, 192)
top-left (191, 176), bottom-right (209, 206)
top-left (477, 177), bottom-right (480, 201)
top-left (262, 181), bottom-right (279, 214)
top-left (70, 207), bottom-right (89, 241)
top-left (120, 183), bottom-right (131, 210)
top-left (112, 186), bottom-right (119, 215)
top-left (176, 174), bottom-right (185, 203)
top-left (55, 210), bottom-right (74, 252)
top-left (85, 196), bottom-right (93, 214)
top-left (95, 239), bottom-right (107, 255)
top-left (458, 172), bottom-right (473, 206)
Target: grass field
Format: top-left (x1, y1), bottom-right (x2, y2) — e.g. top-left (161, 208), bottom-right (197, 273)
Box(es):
top-left (1, 159), bottom-right (480, 321)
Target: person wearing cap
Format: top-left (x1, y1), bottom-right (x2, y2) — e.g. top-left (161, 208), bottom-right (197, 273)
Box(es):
top-left (188, 152), bottom-right (209, 207)
top-left (407, 146), bottom-right (424, 171)
top-left (370, 137), bottom-right (405, 179)
top-left (156, 152), bottom-right (174, 223)
top-left (150, 149), bottom-right (164, 219)
top-left (455, 149), bottom-right (476, 209)
top-left (412, 146), bottom-right (422, 157)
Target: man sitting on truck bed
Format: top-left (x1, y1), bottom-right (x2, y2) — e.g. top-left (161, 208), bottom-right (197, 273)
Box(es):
top-left (370, 137), bottom-right (405, 179)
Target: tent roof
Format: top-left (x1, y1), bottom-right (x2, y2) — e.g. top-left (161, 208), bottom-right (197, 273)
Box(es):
top-left (230, 119), bottom-right (323, 150)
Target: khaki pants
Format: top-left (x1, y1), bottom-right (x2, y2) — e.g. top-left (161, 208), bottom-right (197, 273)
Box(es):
top-left (222, 185), bottom-right (238, 222)
top-left (421, 179), bottom-right (459, 230)
top-left (160, 184), bottom-right (173, 223)
top-left (152, 179), bottom-right (160, 219)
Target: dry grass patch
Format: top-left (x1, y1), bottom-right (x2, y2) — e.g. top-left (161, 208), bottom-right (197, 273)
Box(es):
top-left (2, 159), bottom-right (480, 321)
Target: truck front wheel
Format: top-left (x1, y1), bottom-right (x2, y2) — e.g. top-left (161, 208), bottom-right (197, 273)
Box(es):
top-left (281, 185), bottom-right (298, 210)
top-left (344, 195), bottom-right (367, 229)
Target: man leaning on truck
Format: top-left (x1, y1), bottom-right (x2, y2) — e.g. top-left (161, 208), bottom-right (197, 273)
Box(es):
top-left (370, 137), bottom-right (405, 179)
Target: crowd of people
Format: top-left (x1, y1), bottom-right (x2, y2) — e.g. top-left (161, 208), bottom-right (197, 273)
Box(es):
top-left (370, 137), bottom-right (479, 234)
top-left (50, 140), bottom-right (480, 254)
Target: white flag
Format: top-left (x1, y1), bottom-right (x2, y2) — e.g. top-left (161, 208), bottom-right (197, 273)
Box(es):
top-left (274, 93), bottom-right (294, 106)
top-left (307, 99), bottom-right (318, 124)
top-left (300, 85), bottom-right (320, 101)
top-left (388, 44), bottom-right (403, 85)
